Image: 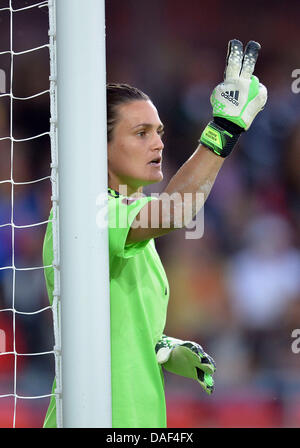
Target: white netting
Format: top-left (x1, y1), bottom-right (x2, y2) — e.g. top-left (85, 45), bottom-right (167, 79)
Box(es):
top-left (0, 0), bottom-right (60, 427)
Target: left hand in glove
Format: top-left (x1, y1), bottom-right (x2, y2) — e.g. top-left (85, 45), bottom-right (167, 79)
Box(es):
top-left (155, 335), bottom-right (216, 395)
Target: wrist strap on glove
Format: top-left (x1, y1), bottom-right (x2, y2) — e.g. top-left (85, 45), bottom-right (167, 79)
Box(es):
top-left (200, 117), bottom-right (244, 158)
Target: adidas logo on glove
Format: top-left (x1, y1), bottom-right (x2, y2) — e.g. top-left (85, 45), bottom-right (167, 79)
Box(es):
top-left (221, 90), bottom-right (239, 106)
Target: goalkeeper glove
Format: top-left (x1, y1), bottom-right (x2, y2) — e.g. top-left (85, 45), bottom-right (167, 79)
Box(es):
top-left (200, 39), bottom-right (268, 157)
top-left (155, 335), bottom-right (216, 395)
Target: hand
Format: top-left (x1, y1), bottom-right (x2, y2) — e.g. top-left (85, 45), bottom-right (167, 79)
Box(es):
top-left (200, 39), bottom-right (268, 157)
top-left (155, 335), bottom-right (216, 395)
top-left (212, 39), bottom-right (267, 130)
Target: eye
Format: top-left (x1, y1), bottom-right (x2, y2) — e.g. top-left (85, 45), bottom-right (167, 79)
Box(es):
top-left (158, 129), bottom-right (165, 138)
top-left (137, 130), bottom-right (146, 137)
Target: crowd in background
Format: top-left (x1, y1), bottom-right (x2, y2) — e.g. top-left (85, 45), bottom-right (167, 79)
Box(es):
top-left (0, 0), bottom-right (299, 427)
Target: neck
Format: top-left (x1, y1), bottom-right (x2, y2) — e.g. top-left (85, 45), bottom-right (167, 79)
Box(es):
top-left (108, 178), bottom-right (144, 198)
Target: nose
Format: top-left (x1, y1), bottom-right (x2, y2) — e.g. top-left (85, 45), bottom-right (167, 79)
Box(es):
top-left (152, 132), bottom-right (164, 151)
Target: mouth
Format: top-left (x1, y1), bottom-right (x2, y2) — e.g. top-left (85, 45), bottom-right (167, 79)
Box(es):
top-left (148, 156), bottom-right (162, 166)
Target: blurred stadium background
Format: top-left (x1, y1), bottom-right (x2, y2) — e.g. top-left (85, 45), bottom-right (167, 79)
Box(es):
top-left (0, 0), bottom-right (300, 427)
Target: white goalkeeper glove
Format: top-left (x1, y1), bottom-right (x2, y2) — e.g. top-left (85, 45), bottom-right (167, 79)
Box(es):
top-left (200, 39), bottom-right (268, 157)
top-left (155, 335), bottom-right (216, 395)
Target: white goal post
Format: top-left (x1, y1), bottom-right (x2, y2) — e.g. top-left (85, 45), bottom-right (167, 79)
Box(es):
top-left (53, 0), bottom-right (111, 428)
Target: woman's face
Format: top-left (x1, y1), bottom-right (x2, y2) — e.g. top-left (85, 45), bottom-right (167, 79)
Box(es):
top-left (108, 100), bottom-right (164, 195)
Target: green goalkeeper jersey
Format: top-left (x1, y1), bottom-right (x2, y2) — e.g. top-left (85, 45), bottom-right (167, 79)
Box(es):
top-left (43, 188), bottom-right (169, 428)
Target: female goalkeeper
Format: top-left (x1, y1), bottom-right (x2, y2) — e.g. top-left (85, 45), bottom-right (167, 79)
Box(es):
top-left (43, 39), bottom-right (267, 428)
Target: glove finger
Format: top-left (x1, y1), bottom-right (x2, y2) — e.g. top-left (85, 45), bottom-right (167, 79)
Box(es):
top-left (202, 353), bottom-right (216, 372)
top-left (195, 344), bottom-right (216, 372)
top-left (224, 39), bottom-right (243, 80)
top-left (258, 83), bottom-right (268, 108)
top-left (155, 336), bottom-right (174, 364)
top-left (156, 346), bottom-right (173, 364)
top-left (181, 342), bottom-right (216, 374)
top-left (240, 40), bottom-right (261, 79)
top-left (242, 81), bottom-right (268, 130)
top-left (196, 369), bottom-right (214, 395)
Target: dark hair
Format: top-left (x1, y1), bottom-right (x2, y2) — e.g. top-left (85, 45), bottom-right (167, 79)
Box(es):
top-left (107, 83), bottom-right (150, 142)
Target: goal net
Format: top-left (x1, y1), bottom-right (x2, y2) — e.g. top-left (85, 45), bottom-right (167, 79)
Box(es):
top-left (0, 0), bottom-right (61, 427)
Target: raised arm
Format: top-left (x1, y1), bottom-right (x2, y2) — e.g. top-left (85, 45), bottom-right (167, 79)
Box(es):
top-left (127, 39), bottom-right (267, 244)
